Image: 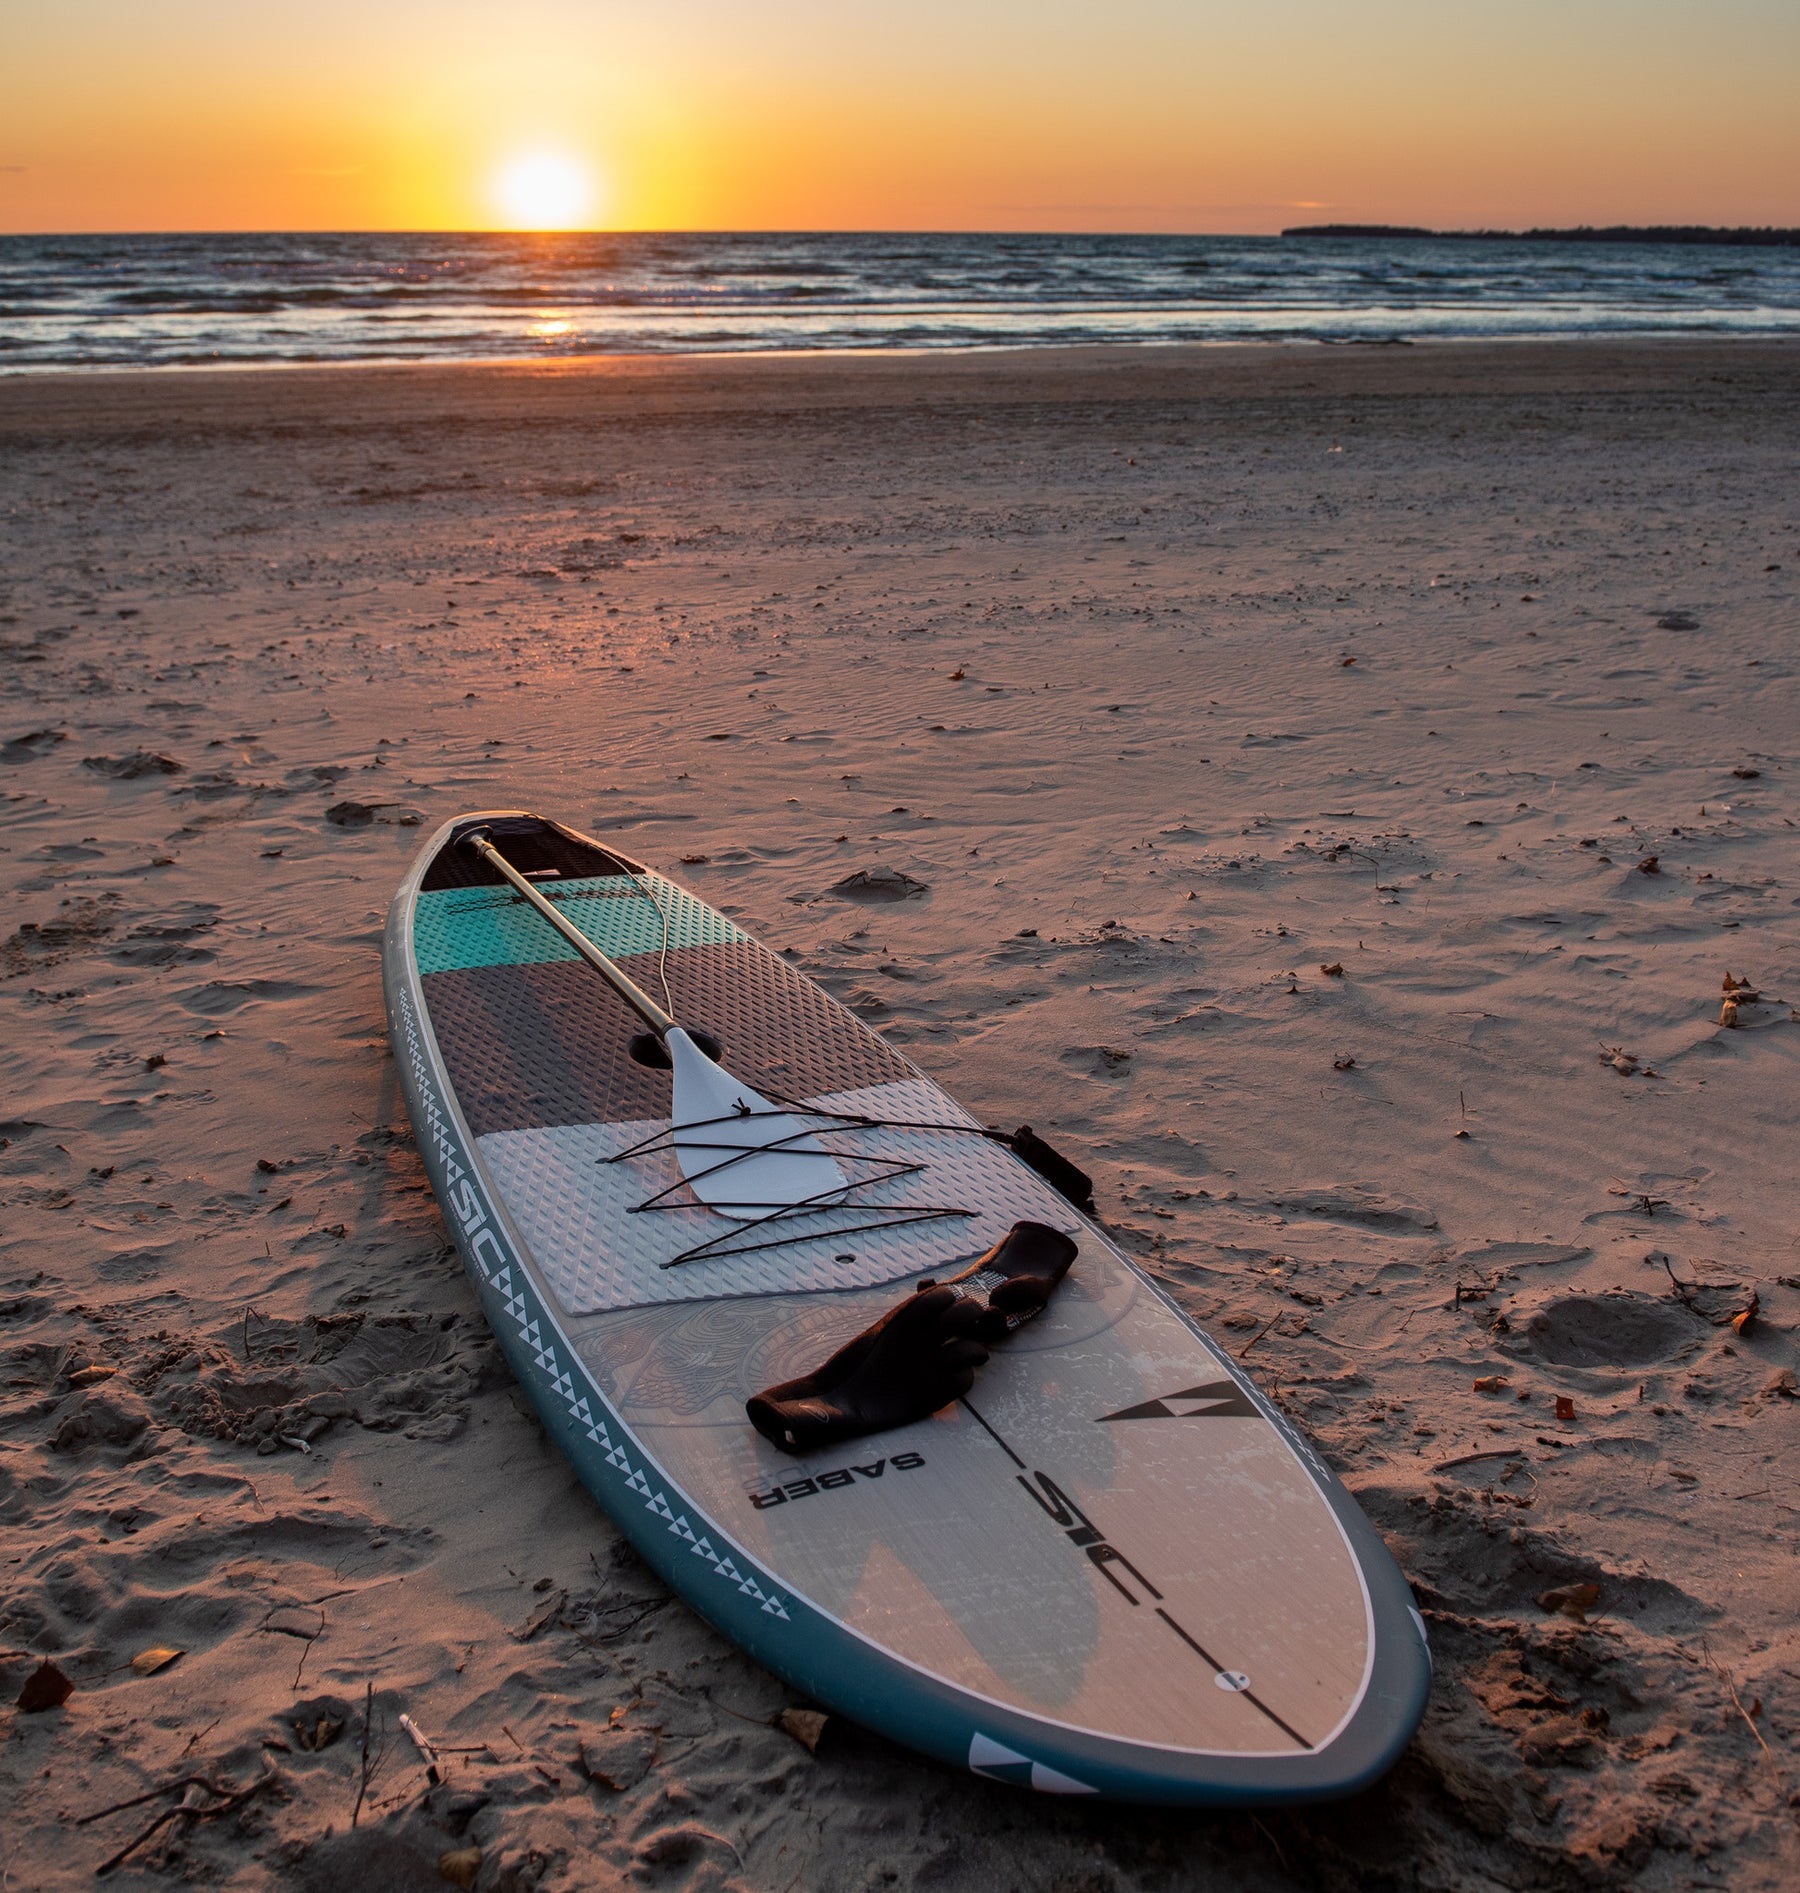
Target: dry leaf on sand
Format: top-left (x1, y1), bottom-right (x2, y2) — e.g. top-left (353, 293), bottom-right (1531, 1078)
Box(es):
top-left (1538, 1583), bottom-right (1603, 1623)
top-left (438, 1845), bottom-right (482, 1888)
top-left (288, 1700), bottom-right (347, 1751)
top-left (510, 1589), bottom-right (566, 1643)
top-left (777, 1707), bottom-right (829, 1754)
top-left (16, 1660), bottom-right (73, 1712)
top-left (130, 1647), bottom-right (183, 1676)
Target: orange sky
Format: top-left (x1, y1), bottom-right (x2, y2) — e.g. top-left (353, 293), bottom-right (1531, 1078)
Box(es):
top-left (4, 0), bottom-right (1797, 233)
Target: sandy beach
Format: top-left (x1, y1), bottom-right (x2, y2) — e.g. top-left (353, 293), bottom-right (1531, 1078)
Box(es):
top-left (3, 337), bottom-right (1799, 1890)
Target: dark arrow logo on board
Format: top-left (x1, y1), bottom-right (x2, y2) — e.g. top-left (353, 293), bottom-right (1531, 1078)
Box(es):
top-left (1097, 1380), bottom-right (1261, 1422)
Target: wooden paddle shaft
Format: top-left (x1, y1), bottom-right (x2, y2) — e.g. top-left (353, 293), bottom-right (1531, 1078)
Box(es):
top-left (464, 830), bottom-right (675, 1036)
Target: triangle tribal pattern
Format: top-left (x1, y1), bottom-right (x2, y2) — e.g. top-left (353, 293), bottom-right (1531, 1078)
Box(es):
top-left (967, 1732), bottom-right (1097, 1795)
top-left (396, 986), bottom-right (792, 1621)
top-left (1096, 1379), bottom-right (1262, 1423)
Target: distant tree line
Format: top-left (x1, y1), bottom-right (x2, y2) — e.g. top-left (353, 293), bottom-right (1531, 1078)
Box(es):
top-left (1283, 224), bottom-right (1800, 247)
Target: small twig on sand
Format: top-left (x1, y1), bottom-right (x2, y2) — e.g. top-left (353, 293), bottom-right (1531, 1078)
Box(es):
top-left (76, 1776), bottom-right (227, 1826)
top-left (1662, 1257), bottom-right (1698, 1303)
top-left (256, 1603), bottom-right (325, 1691)
top-left (1436, 1448), bottom-right (1527, 1472)
top-left (97, 1783), bottom-right (208, 1877)
top-left (574, 1596), bottom-right (671, 1647)
top-left (700, 1688), bottom-right (783, 1728)
top-left (1706, 1649), bottom-right (1771, 1755)
top-left (1252, 1815), bottom-right (1290, 1872)
top-left (241, 1305), bottom-right (266, 1364)
top-left (398, 1713), bottom-right (441, 1786)
top-left (352, 1683), bottom-right (378, 1828)
top-left (369, 1779), bottom-right (436, 1820)
top-left (1237, 1312), bottom-right (1284, 1360)
top-left (92, 1767), bottom-right (277, 1878)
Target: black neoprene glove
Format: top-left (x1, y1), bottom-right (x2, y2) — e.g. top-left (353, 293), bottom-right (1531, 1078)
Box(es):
top-left (930, 1218), bottom-right (1079, 1337)
top-left (746, 1285), bottom-right (992, 1455)
top-left (745, 1220), bottom-right (1079, 1455)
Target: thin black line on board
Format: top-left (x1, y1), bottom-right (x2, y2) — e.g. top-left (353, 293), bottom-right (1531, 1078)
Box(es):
top-left (960, 1397), bottom-right (1026, 1468)
top-left (1155, 1608), bottom-right (1314, 1751)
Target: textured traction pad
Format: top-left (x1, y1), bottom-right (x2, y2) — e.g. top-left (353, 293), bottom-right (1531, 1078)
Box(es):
top-left (413, 875), bottom-right (746, 976)
top-left (476, 1078), bottom-right (1082, 1311)
top-left (422, 940), bottom-right (917, 1136)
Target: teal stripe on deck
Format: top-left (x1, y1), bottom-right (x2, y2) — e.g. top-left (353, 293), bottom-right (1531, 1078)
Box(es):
top-left (412, 874), bottom-right (747, 975)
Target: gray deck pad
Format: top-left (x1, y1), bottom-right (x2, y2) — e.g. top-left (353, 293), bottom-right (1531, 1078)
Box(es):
top-left (424, 941), bottom-right (914, 1136)
top-left (478, 1079), bottom-right (1085, 1313)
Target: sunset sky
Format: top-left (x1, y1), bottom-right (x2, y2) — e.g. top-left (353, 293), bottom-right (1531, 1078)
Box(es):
top-left (4, 0), bottom-right (1797, 234)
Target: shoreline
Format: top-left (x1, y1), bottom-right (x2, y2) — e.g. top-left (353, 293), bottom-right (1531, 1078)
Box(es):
top-left (4, 334), bottom-right (1798, 437)
top-left (4, 326), bottom-right (1799, 383)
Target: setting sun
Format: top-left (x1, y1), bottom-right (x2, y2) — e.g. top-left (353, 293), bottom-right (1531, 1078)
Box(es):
top-left (493, 150), bottom-right (597, 230)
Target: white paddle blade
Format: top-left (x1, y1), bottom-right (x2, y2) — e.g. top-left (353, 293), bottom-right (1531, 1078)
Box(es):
top-left (665, 1027), bottom-right (845, 1221)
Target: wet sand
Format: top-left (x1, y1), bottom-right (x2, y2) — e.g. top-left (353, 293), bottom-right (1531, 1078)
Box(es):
top-left (2, 338), bottom-right (1798, 1889)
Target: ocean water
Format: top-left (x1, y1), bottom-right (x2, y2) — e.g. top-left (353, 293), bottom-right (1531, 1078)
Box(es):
top-left (3, 229), bottom-right (1798, 371)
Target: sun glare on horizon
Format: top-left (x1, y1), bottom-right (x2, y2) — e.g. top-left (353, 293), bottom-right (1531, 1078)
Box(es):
top-left (493, 151), bottom-right (598, 230)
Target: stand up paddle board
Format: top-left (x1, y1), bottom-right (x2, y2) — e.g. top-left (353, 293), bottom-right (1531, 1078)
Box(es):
top-left (383, 811), bottom-right (1429, 1804)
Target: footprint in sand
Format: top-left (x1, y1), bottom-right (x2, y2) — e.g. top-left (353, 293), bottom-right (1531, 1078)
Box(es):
top-left (1525, 1294), bottom-right (1700, 1368)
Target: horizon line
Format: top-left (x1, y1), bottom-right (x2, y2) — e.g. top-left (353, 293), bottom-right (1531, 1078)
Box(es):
top-left (3, 220), bottom-right (1797, 242)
